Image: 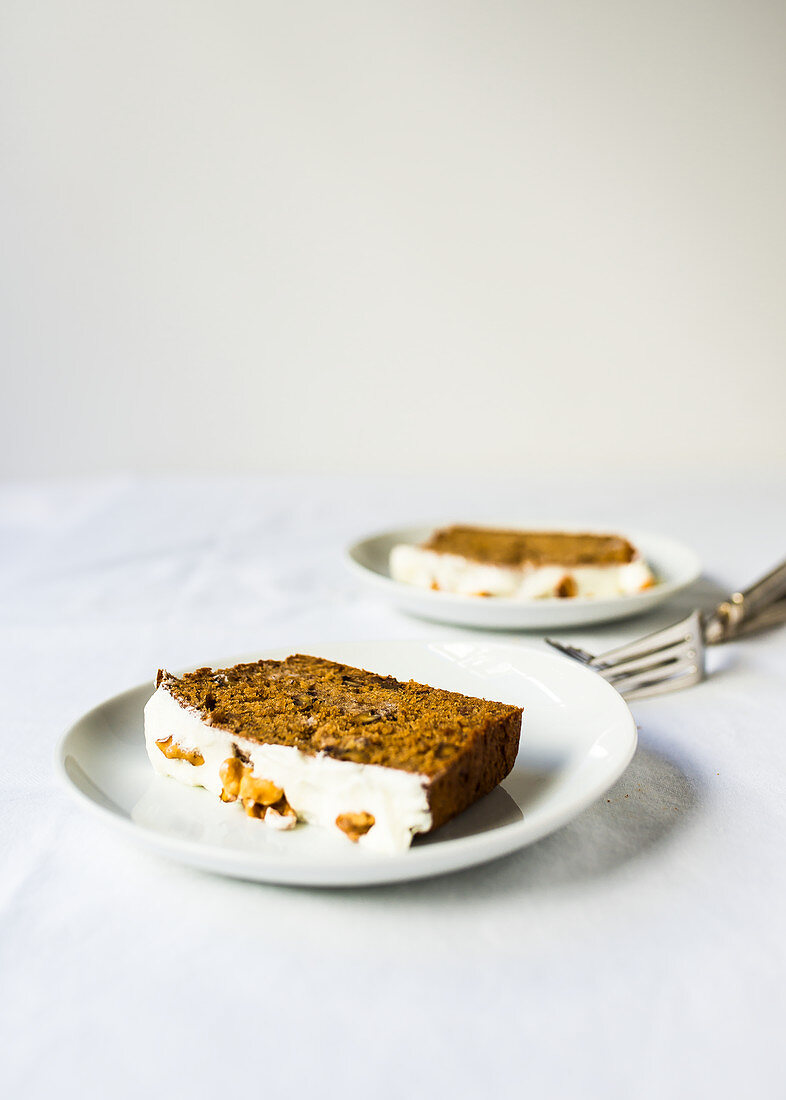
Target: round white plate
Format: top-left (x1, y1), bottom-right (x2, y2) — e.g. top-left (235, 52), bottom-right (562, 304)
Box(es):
top-left (346, 526), bottom-right (701, 629)
top-left (57, 641), bottom-right (636, 887)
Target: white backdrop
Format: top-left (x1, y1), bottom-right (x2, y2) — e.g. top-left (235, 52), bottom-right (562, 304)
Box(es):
top-left (2, 0), bottom-right (785, 479)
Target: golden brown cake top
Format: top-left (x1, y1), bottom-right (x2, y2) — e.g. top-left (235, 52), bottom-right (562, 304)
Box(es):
top-left (422, 525), bottom-right (637, 567)
top-left (157, 655), bottom-right (521, 778)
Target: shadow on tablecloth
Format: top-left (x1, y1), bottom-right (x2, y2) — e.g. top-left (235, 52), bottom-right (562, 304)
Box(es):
top-left (347, 733), bottom-right (701, 898)
top-left (491, 736), bottom-right (700, 889)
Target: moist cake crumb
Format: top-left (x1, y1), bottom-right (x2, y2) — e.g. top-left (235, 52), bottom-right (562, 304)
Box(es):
top-left (158, 654), bottom-right (519, 778)
top-left (423, 526), bottom-right (637, 567)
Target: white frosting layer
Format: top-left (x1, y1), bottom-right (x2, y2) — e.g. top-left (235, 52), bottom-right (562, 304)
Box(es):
top-left (144, 686), bottom-right (433, 853)
top-left (389, 544), bottom-right (654, 599)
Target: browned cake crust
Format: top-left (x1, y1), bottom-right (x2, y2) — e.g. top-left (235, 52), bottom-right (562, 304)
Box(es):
top-left (423, 525), bottom-right (637, 567)
top-left (157, 655), bottom-right (522, 831)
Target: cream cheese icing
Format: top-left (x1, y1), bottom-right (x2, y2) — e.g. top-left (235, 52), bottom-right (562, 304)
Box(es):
top-left (389, 544), bottom-right (654, 599)
top-left (144, 686), bottom-right (433, 853)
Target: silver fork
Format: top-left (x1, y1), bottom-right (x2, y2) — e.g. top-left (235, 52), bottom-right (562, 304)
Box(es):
top-left (546, 559), bottom-right (786, 700)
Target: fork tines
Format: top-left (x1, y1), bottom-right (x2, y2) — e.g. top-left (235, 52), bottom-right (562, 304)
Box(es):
top-left (547, 610), bottom-right (705, 701)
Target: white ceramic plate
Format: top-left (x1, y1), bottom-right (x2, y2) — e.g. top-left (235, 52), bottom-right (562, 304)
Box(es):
top-left (57, 640), bottom-right (636, 887)
top-left (346, 526), bottom-right (701, 629)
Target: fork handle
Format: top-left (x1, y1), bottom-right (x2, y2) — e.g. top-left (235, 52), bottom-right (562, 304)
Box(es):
top-left (723, 596), bottom-right (786, 639)
top-left (705, 558), bottom-right (786, 642)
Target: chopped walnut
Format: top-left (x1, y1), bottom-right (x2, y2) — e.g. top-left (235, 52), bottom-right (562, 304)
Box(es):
top-left (219, 758), bottom-right (294, 825)
top-left (219, 757), bottom-right (245, 802)
top-left (556, 575), bottom-right (578, 598)
top-left (335, 812), bottom-right (375, 842)
top-left (242, 797), bottom-right (267, 819)
top-left (239, 772), bottom-right (283, 807)
top-left (265, 795), bottom-right (298, 831)
top-left (156, 736), bottom-right (204, 766)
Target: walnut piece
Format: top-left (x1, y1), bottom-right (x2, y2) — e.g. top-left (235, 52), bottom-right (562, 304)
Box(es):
top-left (156, 736), bottom-right (204, 766)
top-left (556, 575), bottom-right (578, 599)
top-left (242, 798), bottom-right (267, 820)
top-left (265, 795), bottom-right (297, 831)
top-left (219, 757), bottom-right (295, 826)
top-left (219, 757), bottom-right (245, 802)
top-left (335, 812), bottom-right (375, 842)
top-left (239, 772), bottom-right (284, 807)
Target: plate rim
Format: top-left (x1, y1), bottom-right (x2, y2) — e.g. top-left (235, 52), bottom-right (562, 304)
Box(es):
top-left (56, 639), bottom-right (638, 887)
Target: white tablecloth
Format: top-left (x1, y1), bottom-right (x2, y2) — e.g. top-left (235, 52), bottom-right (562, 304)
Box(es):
top-left (2, 474), bottom-right (785, 1098)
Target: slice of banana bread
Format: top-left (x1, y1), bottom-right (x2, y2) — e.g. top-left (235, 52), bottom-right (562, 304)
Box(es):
top-left (390, 525), bottom-right (655, 599)
top-left (144, 654), bottom-right (522, 852)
